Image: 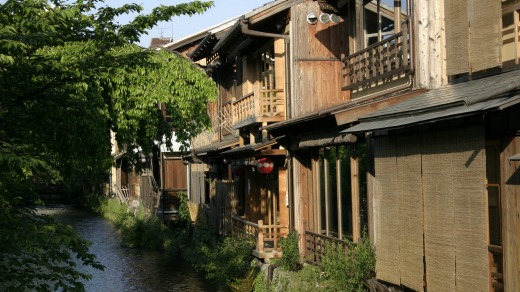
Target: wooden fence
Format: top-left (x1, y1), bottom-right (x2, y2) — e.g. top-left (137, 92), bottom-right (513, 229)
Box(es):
top-left (305, 230), bottom-right (350, 265)
top-left (232, 216), bottom-right (289, 257)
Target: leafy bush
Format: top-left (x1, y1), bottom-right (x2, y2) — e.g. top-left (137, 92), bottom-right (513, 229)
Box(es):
top-left (196, 236), bottom-right (255, 285)
top-left (252, 268), bottom-right (269, 292)
top-left (321, 232), bottom-right (375, 291)
top-left (278, 230), bottom-right (301, 272)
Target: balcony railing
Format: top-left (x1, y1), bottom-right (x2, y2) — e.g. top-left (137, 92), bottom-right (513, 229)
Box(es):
top-left (220, 89), bottom-right (285, 130)
top-left (232, 216), bottom-right (289, 259)
top-left (342, 23), bottom-right (410, 91)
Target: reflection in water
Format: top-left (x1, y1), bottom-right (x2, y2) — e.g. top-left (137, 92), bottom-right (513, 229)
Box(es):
top-left (40, 207), bottom-right (214, 292)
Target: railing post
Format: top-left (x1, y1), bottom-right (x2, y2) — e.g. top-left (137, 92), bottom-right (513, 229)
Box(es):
top-left (230, 98), bottom-right (236, 125)
top-left (258, 220), bottom-right (264, 253)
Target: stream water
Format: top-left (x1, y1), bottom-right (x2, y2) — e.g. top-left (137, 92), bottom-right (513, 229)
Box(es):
top-left (39, 206), bottom-right (214, 292)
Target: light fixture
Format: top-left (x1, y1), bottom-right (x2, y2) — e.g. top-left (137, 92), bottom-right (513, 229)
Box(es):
top-left (307, 12), bottom-right (318, 25)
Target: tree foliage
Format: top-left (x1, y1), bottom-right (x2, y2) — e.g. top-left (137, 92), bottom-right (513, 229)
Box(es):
top-left (0, 0), bottom-right (217, 289)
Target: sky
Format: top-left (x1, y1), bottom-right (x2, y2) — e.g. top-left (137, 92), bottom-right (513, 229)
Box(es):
top-left (107, 0), bottom-right (273, 47)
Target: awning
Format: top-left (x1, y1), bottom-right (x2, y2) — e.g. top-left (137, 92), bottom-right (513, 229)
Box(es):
top-left (509, 153), bottom-right (520, 161)
top-left (299, 132), bottom-right (357, 148)
top-left (342, 69), bottom-right (520, 133)
top-left (221, 136), bottom-right (284, 156)
top-left (192, 138), bottom-right (240, 155)
top-left (344, 96), bottom-right (520, 133)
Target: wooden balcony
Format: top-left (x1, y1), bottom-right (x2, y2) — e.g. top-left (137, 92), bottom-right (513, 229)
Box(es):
top-left (221, 89), bottom-right (285, 131)
top-left (342, 23), bottom-right (410, 91)
top-left (232, 216), bottom-right (289, 262)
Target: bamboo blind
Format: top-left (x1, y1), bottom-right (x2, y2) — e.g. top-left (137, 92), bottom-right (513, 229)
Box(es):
top-left (445, 0), bottom-right (502, 75)
top-left (373, 125), bottom-right (488, 291)
top-left (445, 0), bottom-right (470, 75)
top-left (396, 133), bottom-right (424, 292)
top-left (469, 0), bottom-right (502, 72)
top-left (422, 126), bottom-right (488, 291)
top-left (374, 136), bottom-right (401, 285)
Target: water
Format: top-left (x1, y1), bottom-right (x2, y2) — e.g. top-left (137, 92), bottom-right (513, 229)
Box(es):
top-left (40, 206), bottom-right (214, 292)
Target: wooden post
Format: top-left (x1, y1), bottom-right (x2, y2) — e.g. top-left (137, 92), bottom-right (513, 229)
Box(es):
top-left (324, 157), bottom-right (331, 236)
top-left (258, 220), bottom-right (264, 253)
top-left (351, 155), bottom-right (361, 242)
top-left (336, 149), bottom-right (343, 240)
top-left (231, 97), bottom-right (236, 125)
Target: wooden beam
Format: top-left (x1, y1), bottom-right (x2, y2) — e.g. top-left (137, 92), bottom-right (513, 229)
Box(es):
top-left (351, 155), bottom-right (361, 242)
top-left (260, 149), bottom-right (287, 156)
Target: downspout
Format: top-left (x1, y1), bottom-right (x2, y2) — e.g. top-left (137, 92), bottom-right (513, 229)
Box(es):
top-left (240, 18), bottom-right (290, 40)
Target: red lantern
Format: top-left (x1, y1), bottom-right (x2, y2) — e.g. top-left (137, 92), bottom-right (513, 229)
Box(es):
top-left (257, 157), bottom-right (274, 174)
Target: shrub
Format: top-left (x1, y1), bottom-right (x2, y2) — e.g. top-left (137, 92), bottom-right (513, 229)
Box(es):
top-left (198, 236), bottom-right (255, 285)
top-left (278, 230), bottom-right (301, 272)
top-left (321, 231), bottom-right (375, 291)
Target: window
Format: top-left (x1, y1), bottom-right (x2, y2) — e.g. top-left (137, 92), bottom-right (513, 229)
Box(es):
top-left (313, 144), bottom-right (367, 241)
top-left (502, 1), bottom-right (520, 66)
top-left (364, 0), bottom-right (407, 48)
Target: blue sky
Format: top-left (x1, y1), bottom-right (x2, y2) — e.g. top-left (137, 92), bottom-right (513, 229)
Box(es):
top-left (108, 0), bottom-right (272, 47)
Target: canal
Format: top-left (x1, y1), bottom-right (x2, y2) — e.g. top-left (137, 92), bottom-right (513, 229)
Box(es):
top-left (40, 206), bottom-right (214, 292)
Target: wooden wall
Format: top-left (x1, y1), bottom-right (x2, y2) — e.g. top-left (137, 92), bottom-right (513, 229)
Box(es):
top-left (501, 135), bottom-right (520, 292)
top-left (292, 150), bottom-right (313, 257)
top-left (189, 163), bottom-right (206, 205)
top-left (163, 158), bottom-right (188, 193)
top-left (290, 1), bottom-right (349, 117)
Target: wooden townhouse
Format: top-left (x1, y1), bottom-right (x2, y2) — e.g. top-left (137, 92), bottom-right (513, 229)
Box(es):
top-left (168, 0), bottom-right (422, 264)
top-left (166, 0), bottom-right (519, 291)
top-left (340, 0), bottom-right (520, 291)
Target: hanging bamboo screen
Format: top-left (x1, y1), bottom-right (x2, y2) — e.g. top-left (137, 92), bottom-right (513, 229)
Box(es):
top-left (422, 130), bottom-right (458, 291)
top-left (374, 136), bottom-right (401, 285)
top-left (373, 125), bottom-right (488, 291)
top-left (469, 0), bottom-right (502, 72)
top-left (423, 126), bottom-right (488, 291)
top-left (445, 0), bottom-right (470, 75)
top-left (396, 133), bottom-right (424, 291)
top-left (445, 0), bottom-right (501, 75)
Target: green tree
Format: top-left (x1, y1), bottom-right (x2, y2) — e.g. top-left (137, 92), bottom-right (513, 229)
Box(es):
top-left (0, 0), bottom-right (217, 289)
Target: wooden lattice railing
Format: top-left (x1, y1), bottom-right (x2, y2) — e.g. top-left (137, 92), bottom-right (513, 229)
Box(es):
top-left (305, 230), bottom-right (350, 265)
top-left (342, 23), bottom-right (410, 91)
top-left (221, 90), bottom-right (285, 129)
top-left (232, 216), bottom-right (289, 256)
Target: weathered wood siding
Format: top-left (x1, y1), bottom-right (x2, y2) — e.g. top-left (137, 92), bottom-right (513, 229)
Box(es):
top-left (501, 135), bottom-right (520, 292)
top-left (163, 158), bottom-right (188, 193)
top-left (291, 1), bottom-right (349, 117)
top-left (292, 150), bottom-right (313, 257)
top-left (372, 124), bottom-right (488, 291)
top-left (189, 163), bottom-right (206, 205)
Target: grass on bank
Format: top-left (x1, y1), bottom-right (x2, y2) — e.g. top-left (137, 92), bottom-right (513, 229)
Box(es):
top-left (91, 195), bottom-right (375, 291)
top-left (92, 195), bottom-right (255, 290)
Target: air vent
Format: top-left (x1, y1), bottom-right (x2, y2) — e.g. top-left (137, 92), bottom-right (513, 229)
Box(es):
top-left (330, 14), bottom-right (342, 24)
top-left (307, 12), bottom-right (318, 25)
top-left (319, 13), bottom-right (330, 24)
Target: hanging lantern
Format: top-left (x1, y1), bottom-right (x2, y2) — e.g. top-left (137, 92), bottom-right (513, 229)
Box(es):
top-left (257, 157), bottom-right (274, 174)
